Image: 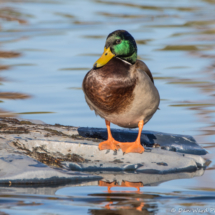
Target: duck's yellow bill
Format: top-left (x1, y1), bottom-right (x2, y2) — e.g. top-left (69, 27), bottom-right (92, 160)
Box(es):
top-left (93, 47), bottom-right (115, 68)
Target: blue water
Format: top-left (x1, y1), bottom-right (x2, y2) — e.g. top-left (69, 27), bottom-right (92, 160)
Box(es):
top-left (0, 0), bottom-right (215, 214)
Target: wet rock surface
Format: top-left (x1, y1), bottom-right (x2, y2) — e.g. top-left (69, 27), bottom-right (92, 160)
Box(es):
top-left (0, 117), bottom-right (210, 182)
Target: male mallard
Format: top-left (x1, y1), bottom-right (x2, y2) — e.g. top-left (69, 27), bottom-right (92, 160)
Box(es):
top-left (83, 30), bottom-right (160, 154)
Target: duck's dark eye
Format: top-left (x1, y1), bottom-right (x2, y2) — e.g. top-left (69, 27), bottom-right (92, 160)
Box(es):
top-left (115, 39), bottom-right (121, 44)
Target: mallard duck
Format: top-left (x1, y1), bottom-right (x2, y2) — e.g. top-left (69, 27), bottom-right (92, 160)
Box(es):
top-left (83, 30), bottom-right (160, 154)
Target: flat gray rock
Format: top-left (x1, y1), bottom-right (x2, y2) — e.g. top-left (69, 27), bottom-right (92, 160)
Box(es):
top-left (0, 121), bottom-right (102, 185)
top-left (0, 152), bottom-right (101, 185)
top-left (0, 118), bottom-right (210, 176)
top-left (61, 147), bottom-right (206, 173)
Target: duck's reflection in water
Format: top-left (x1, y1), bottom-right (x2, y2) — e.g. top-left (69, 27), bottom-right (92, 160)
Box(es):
top-left (88, 180), bottom-right (157, 214)
top-left (0, 169), bottom-right (209, 215)
top-left (99, 180), bottom-right (144, 193)
top-left (88, 169), bottom-right (206, 214)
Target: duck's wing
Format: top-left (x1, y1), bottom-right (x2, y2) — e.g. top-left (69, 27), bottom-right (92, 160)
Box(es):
top-left (135, 59), bottom-right (154, 84)
top-left (135, 59), bottom-right (160, 110)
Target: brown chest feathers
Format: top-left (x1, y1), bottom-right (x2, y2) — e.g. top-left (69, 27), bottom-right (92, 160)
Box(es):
top-left (83, 57), bottom-right (137, 114)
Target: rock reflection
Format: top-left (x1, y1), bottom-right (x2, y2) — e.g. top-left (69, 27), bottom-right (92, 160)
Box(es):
top-left (1, 184), bottom-right (215, 215)
top-left (85, 169), bottom-right (204, 214)
top-left (0, 170), bottom-right (208, 214)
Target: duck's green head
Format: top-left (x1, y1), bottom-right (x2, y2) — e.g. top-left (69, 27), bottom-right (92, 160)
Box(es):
top-left (93, 30), bottom-right (137, 69)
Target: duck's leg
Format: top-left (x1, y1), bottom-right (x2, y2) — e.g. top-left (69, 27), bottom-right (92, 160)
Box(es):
top-left (98, 119), bottom-right (120, 151)
top-left (118, 120), bottom-right (145, 154)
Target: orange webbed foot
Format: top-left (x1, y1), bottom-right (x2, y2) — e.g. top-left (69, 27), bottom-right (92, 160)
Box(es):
top-left (98, 137), bottom-right (120, 151)
top-left (99, 120), bottom-right (145, 154)
top-left (118, 141), bottom-right (144, 154)
top-left (117, 120), bottom-right (145, 154)
top-left (99, 119), bottom-right (120, 151)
